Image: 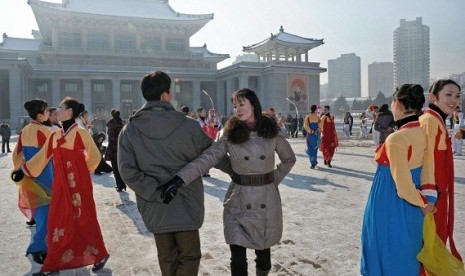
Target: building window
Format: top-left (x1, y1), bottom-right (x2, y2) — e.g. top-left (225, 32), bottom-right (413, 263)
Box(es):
top-left (166, 38), bottom-right (184, 52)
top-left (36, 82), bottom-right (48, 93)
top-left (66, 82), bottom-right (78, 93)
top-left (93, 82), bottom-right (105, 102)
top-left (90, 59), bottom-right (108, 65)
top-left (62, 58), bottom-right (78, 65)
top-left (121, 83), bottom-right (132, 96)
top-left (87, 33), bottom-right (109, 49)
top-left (59, 32), bottom-right (81, 48)
top-left (121, 82), bottom-right (133, 119)
top-left (115, 34), bottom-right (136, 50)
top-left (94, 83), bottom-right (105, 93)
top-left (141, 36), bottom-right (161, 53)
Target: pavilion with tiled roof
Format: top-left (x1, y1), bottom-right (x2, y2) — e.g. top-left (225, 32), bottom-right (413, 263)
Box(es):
top-left (243, 26), bottom-right (324, 63)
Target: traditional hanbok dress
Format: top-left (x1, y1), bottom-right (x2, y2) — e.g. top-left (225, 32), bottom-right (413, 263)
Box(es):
top-left (12, 121), bottom-right (53, 255)
top-left (419, 105), bottom-right (462, 260)
top-left (23, 121), bottom-right (109, 271)
top-left (361, 116), bottom-right (429, 275)
top-left (204, 109), bottom-right (222, 140)
top-left (319, 114), bottom-right (338, 163)
top-left (304, 113), bottom-right (321, 167)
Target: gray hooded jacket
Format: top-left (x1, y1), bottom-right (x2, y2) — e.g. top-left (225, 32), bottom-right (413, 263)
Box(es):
top-left (118, 101), bottom-right (213, 234)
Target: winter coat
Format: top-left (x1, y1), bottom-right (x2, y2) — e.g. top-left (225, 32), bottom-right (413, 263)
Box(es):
top-left (177, 115), bottom-right (296, 250)
top-left (105, 118), bottom-right (124, 161)
top-left (0, 124), bottom-right (11, 140)
top-left (374, 111), bottom-right (395, 144)
top-left (118, 101), bottom-right (226, 234)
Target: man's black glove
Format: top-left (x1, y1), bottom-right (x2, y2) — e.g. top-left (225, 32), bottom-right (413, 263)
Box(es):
top-left (11, 169), bottom-right (25, 182)
top-left (156, 176), bottom-right (184, 204)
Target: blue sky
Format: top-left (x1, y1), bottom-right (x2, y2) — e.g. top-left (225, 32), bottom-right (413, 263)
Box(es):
top-left (1, 0), bottom-right (464, 96)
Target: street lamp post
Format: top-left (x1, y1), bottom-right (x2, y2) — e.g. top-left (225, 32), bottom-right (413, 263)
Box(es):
top-left (202, 89), bottom-right (215, 110)
top-left (286, 97), bottom-right (299, 136)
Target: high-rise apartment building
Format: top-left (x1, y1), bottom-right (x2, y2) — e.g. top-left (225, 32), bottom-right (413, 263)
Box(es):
top-left (368, 62), bottom-right (393, 98)
top-left (328, 53), bottom-right (361, 98)
top-left (393, 17), bottom-right (430, 90)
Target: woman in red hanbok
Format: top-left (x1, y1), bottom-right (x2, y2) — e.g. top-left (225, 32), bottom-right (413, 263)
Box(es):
top-left (205, 108), bottom-right (222, 140)
top-left (20, 97), bottom-right (110, 273)
top-left (319, 105), bottom-right (338, 167)
top-left (419, 79), bottom-right (462, 262)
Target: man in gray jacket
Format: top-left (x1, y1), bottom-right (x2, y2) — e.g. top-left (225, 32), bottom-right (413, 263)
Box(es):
top-left (118, 71), bottom-right (213, 275)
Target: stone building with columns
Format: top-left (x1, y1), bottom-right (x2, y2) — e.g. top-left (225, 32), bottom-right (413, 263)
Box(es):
top-left (0, 0), bottom-right (326, 128)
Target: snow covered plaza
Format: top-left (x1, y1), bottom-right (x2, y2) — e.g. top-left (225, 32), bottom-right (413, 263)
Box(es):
top-left (1, 137), bottom-right (464, 276)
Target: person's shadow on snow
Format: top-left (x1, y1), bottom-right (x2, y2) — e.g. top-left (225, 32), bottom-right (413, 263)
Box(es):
top-left (281, 172), bottom-right (347, 192)
top-left (318, 165), bottom-right (375, 182)
top-left (201, 176), bottom-right (230, 202)
top-left (115, 192), bottom-right (152, 237)
top-left (91, 172), bottom-right (116, 188)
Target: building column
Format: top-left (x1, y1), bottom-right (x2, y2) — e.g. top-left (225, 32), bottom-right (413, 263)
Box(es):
top-left (285, 48), bottom-right (289, 61)
top-left (305, 51), bottom-right (309, 62)
top-left (239, 73), bottom-right (248, 89)
top-left (52, 27), bottom-right (59, 48)
top-left (83, 78), bottom-right (92, 112)
top-left (51, 77), bottom-right (61, 106)
top-left (112, 78), bottom-right (121, 110)
top-left (297, 51), bottom-right (302, 62)
top-left (81, 29), bottom-right (87, 52)
top-left (161, 34), bottom-right (166, 52)
top-left (9, 69), bottom-right (22, 126)
top-left (226, 79), bottom-right (233, 115)
top-left (109, 30), bottom-right (115, 51)
top-left (136, 34), bottom-right (142, 52)
top-left (259, 76), bottom-right (266, 105)
top-left (192, 80), bottom-right (201, 110)
top-left (216, 81), bottom-right (225, 115)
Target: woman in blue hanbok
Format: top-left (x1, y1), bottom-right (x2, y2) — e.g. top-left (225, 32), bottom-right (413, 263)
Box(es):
top-left (361, 84), bottom-right (435, 275)
top-left (12, 99), bottom-right (53, 265)
top-left (303, 105), bottom-right (321, 169)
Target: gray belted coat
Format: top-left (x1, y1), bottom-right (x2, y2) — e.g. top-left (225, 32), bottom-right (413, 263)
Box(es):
top-left (177, 115), bottom-right (296, 250)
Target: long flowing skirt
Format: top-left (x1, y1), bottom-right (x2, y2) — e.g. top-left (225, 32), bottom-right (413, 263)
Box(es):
top-left (42, 146), bottom-right (108, 271)
top-left (306, 123), bottom-right (320, 166)
top-left (361, 165), bottom-right (423, 276)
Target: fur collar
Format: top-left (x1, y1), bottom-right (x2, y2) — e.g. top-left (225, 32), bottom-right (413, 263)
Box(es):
top-left (224, 114), bottom-right (279, 144)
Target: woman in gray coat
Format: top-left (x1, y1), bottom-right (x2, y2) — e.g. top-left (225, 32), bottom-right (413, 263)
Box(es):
top-left (158, 88), bottom-right (296, 276)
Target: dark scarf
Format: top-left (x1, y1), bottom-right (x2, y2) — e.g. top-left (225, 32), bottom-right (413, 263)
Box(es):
top-left (62, 118), bottom-right (75, 132)
top-left (223, 114), bottom-right (279, 144)
top-left (396, 114), bottom-right (418, 129)
top-left (429, 103), bottom-right (448, 123)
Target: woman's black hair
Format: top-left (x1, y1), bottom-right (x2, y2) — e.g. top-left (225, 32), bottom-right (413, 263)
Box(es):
top-left (231, 88), bottom-right (262, 122)
top-left (310, 105), bottom-right (317, 113)
top-left (379, 104), bottom-right (389, 113)
top-left (324, 105), bottom-right (330, 110)
top-left (393, 84), bottom-right (425, 112)
top-left (111, 108), bottom-right (122, 122)
top-left (24, 98), bottom-right (48, 120)
top-left (62, 97), bottom-right (85, 119)
top-left (111, 108), bottom-right (120, 118)
top-left (429, 79), bottom-right (461, 97)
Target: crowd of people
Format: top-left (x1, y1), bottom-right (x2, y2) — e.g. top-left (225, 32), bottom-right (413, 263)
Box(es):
top-left (7, 71), bottom-right (464, 275)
